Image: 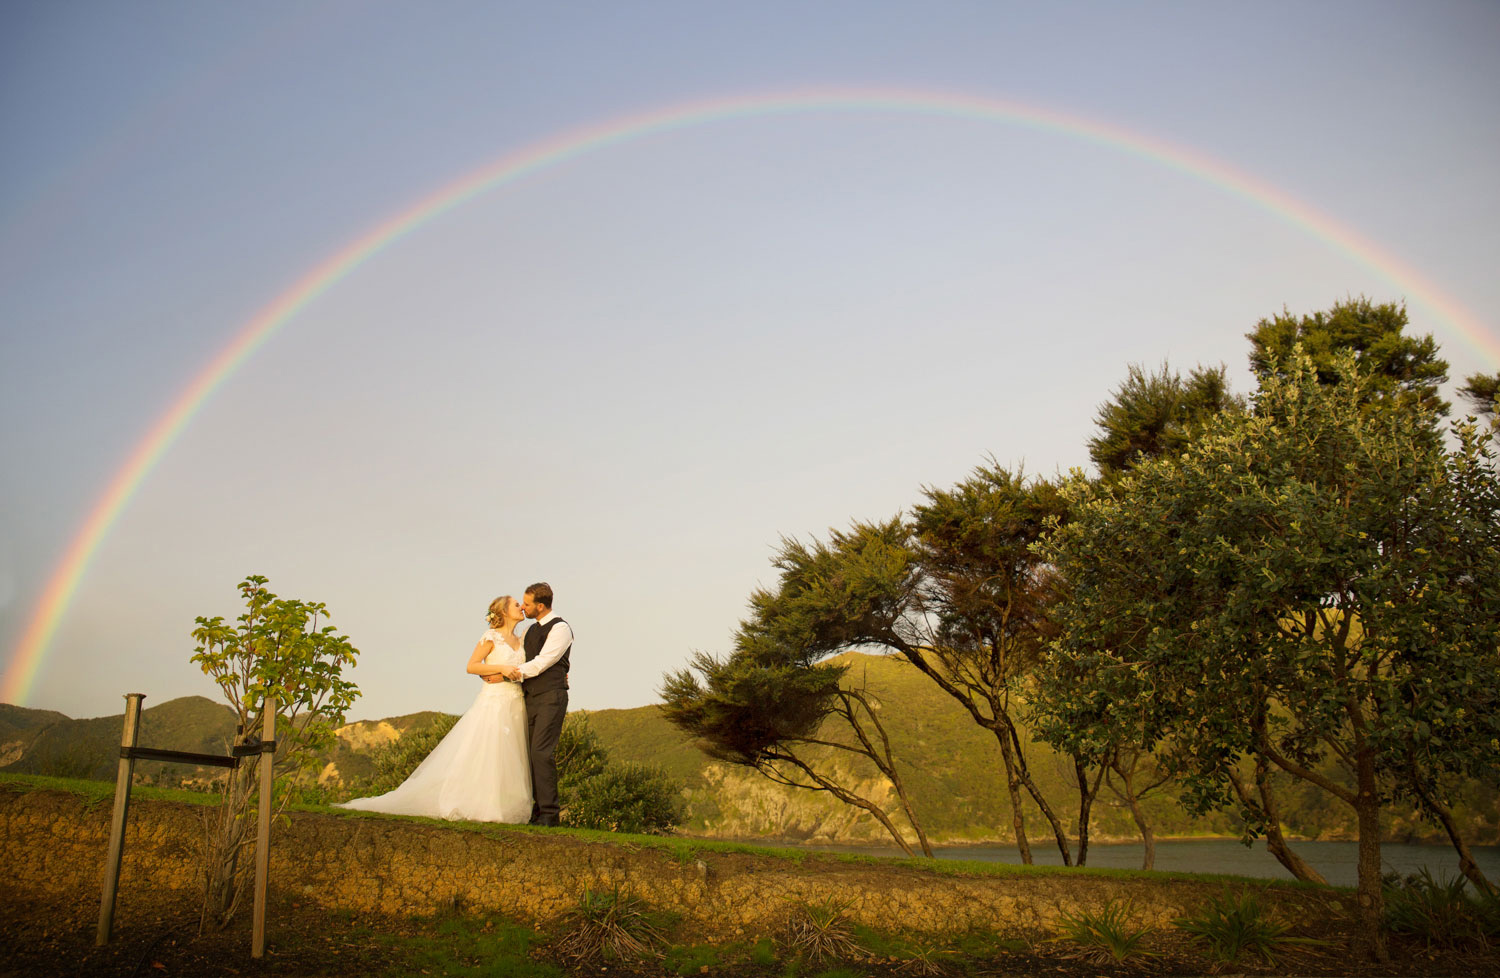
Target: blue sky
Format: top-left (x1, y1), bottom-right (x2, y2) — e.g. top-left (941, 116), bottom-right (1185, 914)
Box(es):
top-left (2, 1), bottom-right (1497, 722)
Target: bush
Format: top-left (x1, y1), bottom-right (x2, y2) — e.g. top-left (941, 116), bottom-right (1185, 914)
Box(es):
top-left (1175, 891), bottom-right (1320, 965)
top-left (1056, 900), bottom-right (1154, 963)
top-left (1384, 869), bottom-right (1498, 949)
top-left (563, 761), bottom-right (683, 834)
top-left (557, 714), bottom-right (683, 834)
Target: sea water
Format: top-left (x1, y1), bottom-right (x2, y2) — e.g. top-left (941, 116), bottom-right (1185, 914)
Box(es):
top-left (812, 839), bottom-right (1500, 888)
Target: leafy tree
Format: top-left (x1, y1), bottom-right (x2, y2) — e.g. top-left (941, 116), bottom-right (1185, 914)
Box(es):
top-left (1039, 351), bottom-right (1500, 960)
top-left (1246, 297), bottom-right (1450, 417)
top-left (661, 520), bottom-right (934, 856)
top-left (1088, 362), bottom-right (1241, 478)
top-left (190, 576), bottom-right (360, 933)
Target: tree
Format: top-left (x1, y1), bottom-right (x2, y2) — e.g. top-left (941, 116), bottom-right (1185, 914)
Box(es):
top-left (1039, 351), bottom-right (1500, 960)
top-left (1088, 362), bottom-right (1241, 478)
top-left (191, 576), bottom-right (360, 933)
top-left (660, 521), bottom-right (933, 855)
top-left (1246, 296), bottom-right (1450, 417)
top-left (906, 464), bottom-right (1084, 864)
top-left (1459, 371), bottom-right (1499, 434)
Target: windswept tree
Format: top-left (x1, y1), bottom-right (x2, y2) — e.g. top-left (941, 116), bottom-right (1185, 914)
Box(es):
top-left (1460, 371), bottom-right (1499, 433)
top-left (1088, 361), bottom-right (1241, 478)
top-left (1039, 351), bottom-right (1500, 960)
top-left (1247, 296), bottom-right (1450, 417)
top-left (660, 520), bottom-right (933, 855)
top-left (906, 464), bottom-right (1085, 864)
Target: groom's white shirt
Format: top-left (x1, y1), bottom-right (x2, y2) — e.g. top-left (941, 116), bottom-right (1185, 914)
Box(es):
top-left (519, 611), bottom-right (572, 680)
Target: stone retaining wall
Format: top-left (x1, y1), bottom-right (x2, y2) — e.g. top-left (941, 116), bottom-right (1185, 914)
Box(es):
top-left (0, 787), bottom-right (1353, 939)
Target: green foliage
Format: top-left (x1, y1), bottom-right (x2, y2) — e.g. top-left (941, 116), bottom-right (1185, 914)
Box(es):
top-left (1384, 869), bottom-right (1499, 948)
top-left (190, 575), bottom-right (361, 933)
top-left (562, 759), bottom-right (683, 834)
top-left (1247, 296), bottom-right (1450, 417)
top-left (191, 575), bottom-right (361, 775)
top-left (1089, 361), bottom-right (1241, 477)
top-left (1461, 371), bottom-right (1500, 419)
top-left (556, 886), bottom-right (669, 962)
top-left (1054, 900), bottom-right (1154, 963)
top-left (1174, 891), bottom-right (1316, 965)
top-left (1039, 349), bottom-right (1500, 924)
top-left (558, 713), bottom-right (683, 834)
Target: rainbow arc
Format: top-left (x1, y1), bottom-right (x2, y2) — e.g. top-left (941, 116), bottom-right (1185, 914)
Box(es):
top-left (3, 87), bottom-right (1494, 704)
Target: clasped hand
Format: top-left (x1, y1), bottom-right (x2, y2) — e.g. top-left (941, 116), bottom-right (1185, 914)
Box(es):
top-left (484, 664), bottom-right (523, 684)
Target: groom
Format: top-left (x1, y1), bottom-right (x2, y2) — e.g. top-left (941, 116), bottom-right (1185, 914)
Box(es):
top-left (496, 581), bottom-right (571, 826)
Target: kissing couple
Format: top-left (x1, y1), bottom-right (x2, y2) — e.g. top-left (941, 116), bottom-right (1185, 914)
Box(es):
top-left (340, 582), bottom-right (571, 826)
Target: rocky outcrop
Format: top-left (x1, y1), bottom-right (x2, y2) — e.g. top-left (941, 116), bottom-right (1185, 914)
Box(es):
top-left (1, 786), bottom-right (1354, 940)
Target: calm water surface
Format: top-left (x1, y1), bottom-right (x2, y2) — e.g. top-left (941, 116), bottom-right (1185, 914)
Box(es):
top-left (808, 839), bottom-right (1500, 888)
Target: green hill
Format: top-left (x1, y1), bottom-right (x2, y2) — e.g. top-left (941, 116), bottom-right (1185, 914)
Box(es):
top-left (2, 696), bottom-right (237, 784)
top-left (0, 703), bottom-right (70, 768)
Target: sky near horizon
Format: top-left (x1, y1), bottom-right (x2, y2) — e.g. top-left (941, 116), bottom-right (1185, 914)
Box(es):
top-left (2, 2), bottom-right (1497, 724)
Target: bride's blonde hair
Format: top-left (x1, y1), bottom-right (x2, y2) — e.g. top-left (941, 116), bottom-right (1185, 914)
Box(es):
top-left (486, 595), bottom-right (514, 628)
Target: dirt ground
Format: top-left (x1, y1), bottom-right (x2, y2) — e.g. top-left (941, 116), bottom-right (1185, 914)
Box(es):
top-left (2, 882), bottom-right (1495, 978)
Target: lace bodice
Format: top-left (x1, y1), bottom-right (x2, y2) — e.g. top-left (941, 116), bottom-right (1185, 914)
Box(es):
top-left (482, 628), bottom-right (525, 668)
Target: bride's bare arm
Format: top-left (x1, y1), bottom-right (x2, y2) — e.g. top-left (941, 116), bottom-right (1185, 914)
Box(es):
top-left (466, 639), bottom-right (509, 678)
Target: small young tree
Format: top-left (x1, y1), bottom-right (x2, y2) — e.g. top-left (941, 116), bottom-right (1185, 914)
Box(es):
top-left (191, 576), bottom-right (360, 933)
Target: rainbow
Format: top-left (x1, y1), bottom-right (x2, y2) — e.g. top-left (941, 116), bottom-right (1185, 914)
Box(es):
top-left (4, 86), bottom-right (1495, 705)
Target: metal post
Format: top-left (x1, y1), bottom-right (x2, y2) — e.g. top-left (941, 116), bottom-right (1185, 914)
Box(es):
top-left (97, 693), bottom-right (145, 946)
top-left (251, 694), bottom-right (275, 958)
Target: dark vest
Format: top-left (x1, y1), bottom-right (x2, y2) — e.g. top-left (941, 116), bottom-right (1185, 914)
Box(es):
top-left (522, 616), bottom-right (570, 694)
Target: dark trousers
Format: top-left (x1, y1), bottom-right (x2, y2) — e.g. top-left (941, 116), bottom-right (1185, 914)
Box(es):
top-left (524, 686), bottom-right (568, 823)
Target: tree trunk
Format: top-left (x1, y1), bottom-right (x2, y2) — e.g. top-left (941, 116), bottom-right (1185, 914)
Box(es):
top-left (1410, 768), bottom-right (1495, 896)
top-left (1353, 750), bottom-right (1389, 962)
top-left (992, 727), bottom-right (1033, 864)
top-left (1113, 758), bottom-right (1155, 870)
top-left (1073, 755), bottom-right (1106, 867)
top-left (1226, 763), bottom-right (1328, 885)
top-left (1004, 717), bottom-right (1073, 865)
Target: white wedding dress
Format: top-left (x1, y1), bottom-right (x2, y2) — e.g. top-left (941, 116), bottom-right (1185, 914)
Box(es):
top-left (338, 629), bottom-right (533, 822)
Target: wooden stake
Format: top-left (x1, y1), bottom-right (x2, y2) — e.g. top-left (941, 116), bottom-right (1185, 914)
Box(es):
top-left (96, 693), bottom-right (144, 946)
top-left (251, 694), bottom-right (275, 958)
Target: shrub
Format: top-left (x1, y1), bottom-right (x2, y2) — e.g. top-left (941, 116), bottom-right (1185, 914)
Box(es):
top-left (1055, 900), bottom-right (1154, 963)
top-left (1175, 891), bottom-right (1319, 965)
top-left (557, 714), bottom-right (683, 834)
top-left (562, 761), bottom-right (683, 834)
top-left (1384, 869), bottom-right (1497, 949)
top-left (782, 897), bottom-right (867, 964)
top-left (556, 886), bottom-right (668, 962)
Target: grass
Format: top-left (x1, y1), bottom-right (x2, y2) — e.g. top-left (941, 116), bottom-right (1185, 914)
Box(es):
top-left (1054, 900), bottom-right (1155, 963)
top-left (377, 913), bottom-right (562, 978)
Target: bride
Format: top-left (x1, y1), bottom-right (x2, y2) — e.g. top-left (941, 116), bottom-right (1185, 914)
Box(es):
top-left (338, 595), bottom-right (533, 822)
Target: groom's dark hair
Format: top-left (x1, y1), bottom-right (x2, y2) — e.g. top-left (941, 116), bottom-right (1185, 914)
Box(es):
top-left (525, 582), bottom-right (554, 609)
